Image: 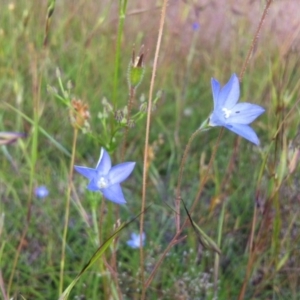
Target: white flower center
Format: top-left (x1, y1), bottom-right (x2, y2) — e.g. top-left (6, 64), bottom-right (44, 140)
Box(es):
top-left (222, 108), bottom-right (232, 119)
top-left (97, 176), bottom-right (108, 189)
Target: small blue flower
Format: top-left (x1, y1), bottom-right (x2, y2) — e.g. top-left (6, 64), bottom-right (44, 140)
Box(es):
top-left (192, 22), bottom-right (200, 31)
top-left (35, 186), bottom-right (49, 198)
top-left (209, 73), bottom-right (265, 145)
top-left (126, 232), bottom-right (146, 249)
top-left (74, 148), bottom-right (135, 204)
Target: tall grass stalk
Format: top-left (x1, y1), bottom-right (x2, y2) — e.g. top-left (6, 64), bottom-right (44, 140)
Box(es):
top-left (59, 127), bottom-right (78, 295)
top-left (213, 199), bottom-right (226, 298)
top-left (111, 3), bottom-right (128, 292)
top-left (140, 0), bottom-right (169, 298)
top-left (112, 0), bottom-right (128, 109)
top-left (121, 86), bottom-right (135, 160)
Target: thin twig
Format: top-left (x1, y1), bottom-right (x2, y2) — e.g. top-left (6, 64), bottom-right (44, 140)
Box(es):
top-left (239, 0), bottom-right (273, 81)
top-left (140, 0), bottom-right (168, 298)
top-left (175, 129), bottom-right (201, 232)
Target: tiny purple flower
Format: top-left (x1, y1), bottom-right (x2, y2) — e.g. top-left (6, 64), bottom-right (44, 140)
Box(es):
top-left (209, 73), bottom-right (265, 145)
top-left (126, 232), bottom-right (146, 249)
top-left (74, 148), bottom-right (135, 204)
top-left (192, 22), bottom-right (200, 31)
top-left (35, 186), bottom-right (49, 198)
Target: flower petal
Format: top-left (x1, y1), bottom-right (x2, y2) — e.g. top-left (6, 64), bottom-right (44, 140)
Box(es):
top-left (209, 110), bottom-right (226, 127)
top-left (87, 177), bottom-right (100, 191)
top-left (228, 103), bottom-right (265, 124)
top-left (220, 73), bottom-right (240, 109)
top-left (96, 148), bottom-right (112, 175)
top-left (35, 186), bottom-right (49, 198)
top-left (127, 237), bottom-right (139, 248)
top-left (74, 166), bottom-right (97, 180)
top-left (108, 162), bottom-right (136, 185)
top-left (211, 78), bottom-right (221, 109)
top-left (101, 183), bottom-right (127, 204)
top-left (126, 232), bottom-right (145, 248)
top-left (224, 123), bottom-right (260, 145)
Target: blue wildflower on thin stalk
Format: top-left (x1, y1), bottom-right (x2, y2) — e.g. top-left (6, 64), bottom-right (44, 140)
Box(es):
top-left (192, 22), bottom-right (200, 31)
top-left (35, 186), bottom-right (49, 198)
top-left (74, 148), bottom-right (135, 204)
top-left (126, 232), bottom-right (146, 249)
top-left (208, 73), bottom-right (265, 145)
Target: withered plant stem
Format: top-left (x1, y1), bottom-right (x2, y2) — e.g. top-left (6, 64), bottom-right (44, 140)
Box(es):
top-left (239, 0), bottom-right (274, 81)
top-left (140, 0), bottom-right (169, 298)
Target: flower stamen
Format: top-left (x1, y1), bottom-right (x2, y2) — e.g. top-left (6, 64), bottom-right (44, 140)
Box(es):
top-left (222, 107), bottom-right (232, 119)
top-left (97, 177), bottom-right (108, 189)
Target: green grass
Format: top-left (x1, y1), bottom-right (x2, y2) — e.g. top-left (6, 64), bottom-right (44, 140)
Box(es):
top-left (1, 1), bottom-right (300, 299)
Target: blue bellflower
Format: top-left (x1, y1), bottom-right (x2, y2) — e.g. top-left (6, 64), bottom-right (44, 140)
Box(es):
top-left (209, 73), bottom-right (265, 145)
top-left (35, 186), bottom-right (49, 198)
top-left (126, 232), bottom-right (146, 249)
top-left (74, 148), bottom-right (135, 204)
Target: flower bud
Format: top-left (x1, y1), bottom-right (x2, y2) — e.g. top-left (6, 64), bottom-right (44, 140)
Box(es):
top-left (127, 45), bottom-right (145, 89)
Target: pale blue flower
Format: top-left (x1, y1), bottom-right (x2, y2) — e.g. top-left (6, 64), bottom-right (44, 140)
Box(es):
top-left (209, 73), bottom-right (265, 145)
top-left (35, 186), bottom-right (49, 198)
top-left (74, 148), bottom-right (135, 204)
top-left (192, 22), bottom-right (200, 31)
top-left (126, 232), bottom-right (146, 249)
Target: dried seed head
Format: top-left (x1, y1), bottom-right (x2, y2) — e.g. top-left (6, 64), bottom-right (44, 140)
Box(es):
top-left (115, 110), bottom-right (124, 122)
top-left (127, 119), bottom-right (135, 128)
top-left (102, 97), bottom-right (113, 113)
top-left (69, 99), bottom-right (90, 129)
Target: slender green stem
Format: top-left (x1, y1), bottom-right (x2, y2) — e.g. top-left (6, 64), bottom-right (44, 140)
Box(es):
top-left (112, 0), bottom-right (127, 109)
top-left (121, 86), bottom-right (135, 160)
top-left (59, 127), bottom-right (78, 295)
top-left (91, 204), bottom-right (99, 246)
top-left (214, 199), bottom-right (226, 298)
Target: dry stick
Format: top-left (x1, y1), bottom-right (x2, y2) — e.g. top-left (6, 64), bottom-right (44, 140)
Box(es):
top-left (140, 0), bottom-right (168, 298)
top-left (175, 129), bottom-right (202, 232)
top-left (239, 0), bottom-right (273, 81)
top-left (237, 1), bottom-right (274, 299)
